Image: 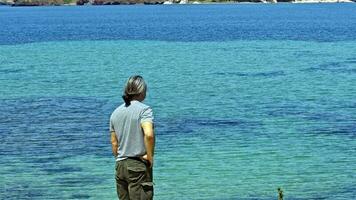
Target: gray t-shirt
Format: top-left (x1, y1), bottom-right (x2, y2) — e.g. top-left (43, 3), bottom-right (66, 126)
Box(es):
top-left (110, 100), bottom-right (154, 161)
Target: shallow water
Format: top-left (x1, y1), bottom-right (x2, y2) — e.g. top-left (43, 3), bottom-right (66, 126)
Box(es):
top-left (1, 4), bottom-right (356, 200)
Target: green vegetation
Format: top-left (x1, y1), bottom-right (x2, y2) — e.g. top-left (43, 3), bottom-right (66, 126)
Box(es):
top-left (63, 0), bottom-right (75, 4)
top-left (13, 0), bottom-right (64, 5)
top-left (2, 0), bottom-right (355, 6)
top-left (11, 0), bottom-right (78, 5)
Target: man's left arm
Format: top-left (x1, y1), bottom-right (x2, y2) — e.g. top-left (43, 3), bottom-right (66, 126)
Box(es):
top-left (110, 131), bottom-right (118, 158)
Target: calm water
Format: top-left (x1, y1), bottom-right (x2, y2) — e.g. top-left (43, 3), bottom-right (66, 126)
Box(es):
top-left (0, 4), bottom-right (356, 200)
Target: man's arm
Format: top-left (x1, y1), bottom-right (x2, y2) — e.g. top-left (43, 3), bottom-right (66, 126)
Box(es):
top-left (110, 131), bottom-right (118, 158)
top-left (141, 122), bottom-right (155, 167)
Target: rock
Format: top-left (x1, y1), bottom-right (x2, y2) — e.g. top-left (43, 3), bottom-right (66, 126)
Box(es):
top-left (0, 0), bottom-right (14, 5)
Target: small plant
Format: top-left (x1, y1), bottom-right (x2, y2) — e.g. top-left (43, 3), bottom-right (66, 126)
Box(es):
top-left (277, 187), bottom-right (283, 200)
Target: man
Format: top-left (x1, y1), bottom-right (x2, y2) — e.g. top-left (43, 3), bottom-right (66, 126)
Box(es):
top-left (110, 75), bottom-right (155, 200)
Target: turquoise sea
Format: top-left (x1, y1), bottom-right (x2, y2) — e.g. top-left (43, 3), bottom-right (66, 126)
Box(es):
top-left (1, 4), bottom-right (356, 200)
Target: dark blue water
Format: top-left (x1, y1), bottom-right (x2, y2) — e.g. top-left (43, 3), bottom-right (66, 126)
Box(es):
top-left (1, 4), bottom-right (356, 45)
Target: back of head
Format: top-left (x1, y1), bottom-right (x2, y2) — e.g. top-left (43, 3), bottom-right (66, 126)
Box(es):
top-left (122, 75), bottom-right (147, 106)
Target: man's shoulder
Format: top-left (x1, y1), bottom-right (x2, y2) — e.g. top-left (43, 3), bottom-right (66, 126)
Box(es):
top-left (110, 104), bottom-right (125, 117)
top-left (134, 101), bottom-right (151, 110)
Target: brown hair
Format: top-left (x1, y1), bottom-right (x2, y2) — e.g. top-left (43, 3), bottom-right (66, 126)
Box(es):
top-left (122, 75), bottom-right (147, 106)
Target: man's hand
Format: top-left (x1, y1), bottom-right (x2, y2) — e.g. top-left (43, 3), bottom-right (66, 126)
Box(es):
top-left (141, 154), bottom-right (154, 168)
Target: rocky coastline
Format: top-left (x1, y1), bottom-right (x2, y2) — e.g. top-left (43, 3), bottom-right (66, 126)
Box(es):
top-left (0, 0), bottom-right (354, 6)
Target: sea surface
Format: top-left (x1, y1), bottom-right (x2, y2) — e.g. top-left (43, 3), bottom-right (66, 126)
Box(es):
top-left (0, 4), bottom-right (355, 200)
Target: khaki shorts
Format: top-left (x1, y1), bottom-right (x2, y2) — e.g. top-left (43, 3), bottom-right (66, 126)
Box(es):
top-left (115, 158), bottom-right (153, 200)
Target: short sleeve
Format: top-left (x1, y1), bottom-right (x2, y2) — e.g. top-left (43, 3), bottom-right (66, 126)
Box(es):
top-left (140, 107), bottom-right (154, 124)
top-left (109, 117), bottom-right (115, 132)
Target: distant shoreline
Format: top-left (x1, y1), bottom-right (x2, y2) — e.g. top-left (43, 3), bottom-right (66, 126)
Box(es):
top-left (1, 0), bottom-right (355, 7)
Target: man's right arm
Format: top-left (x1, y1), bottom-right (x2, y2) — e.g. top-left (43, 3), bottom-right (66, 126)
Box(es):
top-left (141, 121), bottom-right (155, 168)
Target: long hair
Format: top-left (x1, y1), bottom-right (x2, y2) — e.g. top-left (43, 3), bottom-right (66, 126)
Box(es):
top-left (122, 75), bottom-right (147, 106)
